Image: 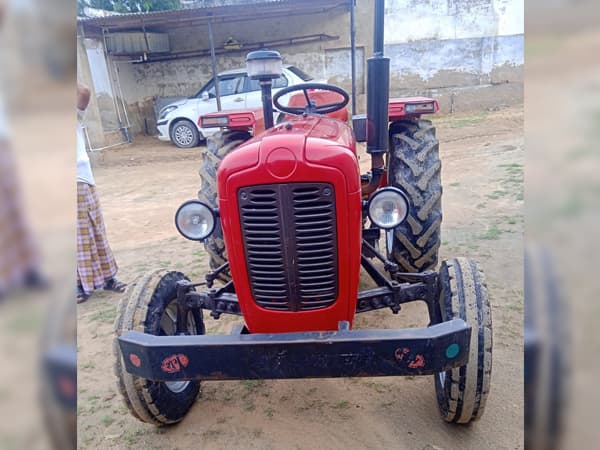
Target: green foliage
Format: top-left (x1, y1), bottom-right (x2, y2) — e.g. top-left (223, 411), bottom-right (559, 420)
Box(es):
top-left (78, 0), bottom-right (182, 16)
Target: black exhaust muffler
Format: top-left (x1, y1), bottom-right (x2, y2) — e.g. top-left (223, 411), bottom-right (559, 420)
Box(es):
top-left (362, 0), bottom-right (390, 195)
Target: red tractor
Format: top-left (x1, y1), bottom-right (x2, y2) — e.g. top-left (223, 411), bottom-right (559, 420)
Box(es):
top-left (114, 0), bottom-right (492, 427)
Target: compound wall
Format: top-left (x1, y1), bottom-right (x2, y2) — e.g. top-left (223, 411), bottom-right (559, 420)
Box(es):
top-left (78, 0), bottom-right (523, 144)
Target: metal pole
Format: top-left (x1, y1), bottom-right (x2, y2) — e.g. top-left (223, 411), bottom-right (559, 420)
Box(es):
top-left (208, 20), bottom-right (222, 111)
top-left (350, 0), bottom-right (357, 116)
top-left (101, 28), bottom-right (125, 127)
top-left (111, 57), bottom-right (133, 142)
top-left (374, 0), bottom-right (385, 55)
top-left (260, 80), bottom-right (274, 129)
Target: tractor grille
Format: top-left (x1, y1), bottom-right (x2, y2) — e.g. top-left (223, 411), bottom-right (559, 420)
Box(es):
top-left (239, 183), bottom-right (338, 311)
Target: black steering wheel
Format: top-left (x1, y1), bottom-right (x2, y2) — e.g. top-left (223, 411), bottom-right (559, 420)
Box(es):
top-left (273, 83), bottom-right (349, 115)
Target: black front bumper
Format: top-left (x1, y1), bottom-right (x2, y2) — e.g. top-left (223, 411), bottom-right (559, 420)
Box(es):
top-left (118, 319), bottom-right (470, 381)
top-left (43, 345), bottom-right (77, 409)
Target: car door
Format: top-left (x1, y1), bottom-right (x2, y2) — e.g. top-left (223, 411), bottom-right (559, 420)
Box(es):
top-left (196, 74), bottom-right (245, 116)
top-left (243, 74), bottom-right (289, 108)
top-left (243, 74), bottom-right (291, 123)
top-left (242, 76), bottom-right (263, 109)
top-left (217, 74), bottom-right (246, 111)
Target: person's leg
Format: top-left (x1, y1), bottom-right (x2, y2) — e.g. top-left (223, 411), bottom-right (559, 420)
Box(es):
top-left (0, 141), bottom-right (45, 296)
top-left (76, 182), bottom-right (103, 303)
top-left (86, 185), bottom-right (126, 293)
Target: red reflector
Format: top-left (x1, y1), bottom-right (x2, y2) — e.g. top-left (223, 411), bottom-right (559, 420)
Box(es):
top-left (57, 375), bottom-right (76, 398)
top-left (202, 116), bottom-right (229, 127)
top-left (405, 102), bottom-right (435, 114)
top-left (129, 353), bottom-right (142, 367)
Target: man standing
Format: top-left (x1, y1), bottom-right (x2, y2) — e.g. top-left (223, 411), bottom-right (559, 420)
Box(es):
top-left (76, 82), bottom-right (126, 303)
top-left (0, 0), bottom-right (47, 299)
top-left (0, 91), bottom-right (47, 299)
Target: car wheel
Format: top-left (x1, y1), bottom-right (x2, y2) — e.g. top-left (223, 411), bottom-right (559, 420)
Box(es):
top-left (171, 120), bottom-right (200, 148)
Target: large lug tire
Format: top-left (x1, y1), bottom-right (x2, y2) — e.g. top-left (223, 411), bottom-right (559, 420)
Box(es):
top-left (198, 130), bottom-right (250, 281)
top-left (435, 258), bottom-right (492, 424)
top-left (524, 245), bottom-right (567, 450)
top-left (171, 120), bottom-right (200, 148)
top-left (113, 269), bottom-right (205, 425)
top-left (388, 119), bottom-right (442, 272)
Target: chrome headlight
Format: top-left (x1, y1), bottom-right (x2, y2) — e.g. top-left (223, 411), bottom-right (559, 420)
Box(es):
top-left (175, 200), bottom-right (216, 241)
top-left (367, 187), bottom-right (409, 229)
top-left (159, 105), bottom-right (178, 119)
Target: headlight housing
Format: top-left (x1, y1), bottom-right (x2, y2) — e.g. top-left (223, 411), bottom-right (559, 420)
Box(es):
top-left (175, 200), bottom-right (216, 241)
top-left (159, 105), bottom-right (178, 119)
top-left (367, 187), bottom-right (409, 229)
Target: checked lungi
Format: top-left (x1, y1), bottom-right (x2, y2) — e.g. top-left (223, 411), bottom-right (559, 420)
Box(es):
top-left (0, 143), bottom-right (40, 292)
top-left (77, 182), bottom-right (118, 295)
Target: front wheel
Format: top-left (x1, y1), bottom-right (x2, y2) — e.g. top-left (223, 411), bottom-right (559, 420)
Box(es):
top-left (113, 269), bottom-right (205, 425)
top-left (435, 258), bottom-right (492, 424)
top-left (171, 120), bottom-right (200, 148)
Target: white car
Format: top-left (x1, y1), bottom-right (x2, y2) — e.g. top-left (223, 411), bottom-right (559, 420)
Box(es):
top-left (156, 65), bottom-right (315, 148)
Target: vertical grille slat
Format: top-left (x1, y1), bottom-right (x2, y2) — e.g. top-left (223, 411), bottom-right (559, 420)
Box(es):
top-left (239, 183), bottom-right (338, 311)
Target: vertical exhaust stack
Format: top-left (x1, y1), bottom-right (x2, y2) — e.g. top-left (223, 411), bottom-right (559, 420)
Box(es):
top-left (362, 0), bottom-right (390, 195)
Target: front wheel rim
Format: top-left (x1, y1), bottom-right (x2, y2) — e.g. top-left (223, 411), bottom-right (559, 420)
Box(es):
top-left (161, 302), bottom-right (197, 393)
top-left (174, 125), bottom-right (194, 146)
top-left (437, 371), bottom-right (446, 386)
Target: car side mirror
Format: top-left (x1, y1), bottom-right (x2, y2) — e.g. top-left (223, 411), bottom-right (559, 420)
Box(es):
top-left (201, 92), bottom-right (209, 101)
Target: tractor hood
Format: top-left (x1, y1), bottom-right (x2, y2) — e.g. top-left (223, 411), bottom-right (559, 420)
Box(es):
top-left (217, 115), bottom-right (359, 200)
top-left (215, 114), bottom-right (362, 333)
top-left (255, 115), bottom-right (356, 154)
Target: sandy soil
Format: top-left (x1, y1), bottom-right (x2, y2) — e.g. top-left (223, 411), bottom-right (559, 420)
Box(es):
top-left (77, 106), bottom-right (523, 450)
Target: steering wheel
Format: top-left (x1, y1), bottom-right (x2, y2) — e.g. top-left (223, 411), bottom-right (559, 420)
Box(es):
top-left (273, 83), bottom-right (349, 115)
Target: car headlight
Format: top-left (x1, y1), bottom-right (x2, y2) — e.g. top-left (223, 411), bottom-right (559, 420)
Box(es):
top-left (159, 105), bottom-right (178, 119)
top-left (175, 200), bottom-right (216, 241)
top-left (367, 187), bottom-right (409, 229)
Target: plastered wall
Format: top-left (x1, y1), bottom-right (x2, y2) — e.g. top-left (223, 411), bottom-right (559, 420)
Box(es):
top-left (79, 0), bottom-right (523, 142)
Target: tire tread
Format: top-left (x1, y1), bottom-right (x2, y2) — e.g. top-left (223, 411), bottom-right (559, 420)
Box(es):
top-left (389, 119), bottom-right (442, 272)
top-left (198, 131), bottom-right (250, 280)
top-left (113, 270), bottom-right (203, 425)
top-left (435, 258), bottom-right (492, 424)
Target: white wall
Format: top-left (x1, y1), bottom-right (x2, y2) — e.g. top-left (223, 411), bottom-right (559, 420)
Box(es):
top-left (384, 0), bottom-right (524, 43)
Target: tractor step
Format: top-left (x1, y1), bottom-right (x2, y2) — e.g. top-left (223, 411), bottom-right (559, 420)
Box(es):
top-left (118, 319), bottom-right (470, 381)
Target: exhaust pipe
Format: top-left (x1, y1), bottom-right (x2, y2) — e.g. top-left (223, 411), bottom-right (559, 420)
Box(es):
top-left (362, 0), bottom-right (390, 195)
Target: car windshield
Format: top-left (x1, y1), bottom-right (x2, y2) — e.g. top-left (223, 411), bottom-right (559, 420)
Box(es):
top-left (286, 66), bottom-right (313, 81)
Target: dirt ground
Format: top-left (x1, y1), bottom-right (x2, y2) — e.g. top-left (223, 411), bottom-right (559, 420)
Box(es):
top-left (77, 106), bottom-right (523, 450)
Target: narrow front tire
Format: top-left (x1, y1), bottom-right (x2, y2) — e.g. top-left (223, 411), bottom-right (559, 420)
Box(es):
top-left (435, 258), bottom-right (492, 424)
top-left (113, 269), bottom-right (205, 425)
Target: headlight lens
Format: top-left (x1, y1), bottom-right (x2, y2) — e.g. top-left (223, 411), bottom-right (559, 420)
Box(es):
top-left (175, 200), bottom-right (216, 241)
top-left (159, 105), bottom-right (177, 119)
top-left (368, 187), bottom-right (409, 229)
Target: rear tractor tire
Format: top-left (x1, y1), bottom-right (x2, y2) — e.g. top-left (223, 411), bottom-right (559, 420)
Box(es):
top-left (388, 119), bottom-right (442, 272)
top-left (435, 258), bottom-right (492, 424)
top-left (198, 130), bottom-right (250, 281)
top-left (113, 269), bottom-right (205, 425)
